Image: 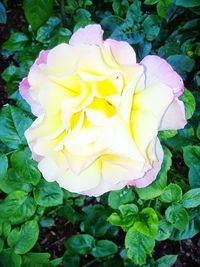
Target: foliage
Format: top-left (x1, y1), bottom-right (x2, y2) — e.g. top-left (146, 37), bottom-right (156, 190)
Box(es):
top-left (0, 0), bottom-right (200, 266)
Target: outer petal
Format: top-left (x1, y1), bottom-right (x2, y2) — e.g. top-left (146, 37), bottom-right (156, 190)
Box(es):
top-left (141, 55), bottom-right (184, 97)
top-left (105, 39), bottom-right (136, 65)
top-left (47, 43), bottom-right (79, 73)
top-left (159, 98), bottom-right (187, 130)
top-left (56, 159), bottom-right (101, 193)
top-left (19, 77), bottom-right (30, 101)
top-left (129, 139), bottom-right (164, 188)
top-left (19, 77), bottom-right (42, 116)
top-left (69, 24), bottom-right (104, 46)
top-left (35, 50), bottom-right (48, 65)
top-left (81, 155), bottom-right (147, 197)
top-left (133, 83), bottom-right (174, 125)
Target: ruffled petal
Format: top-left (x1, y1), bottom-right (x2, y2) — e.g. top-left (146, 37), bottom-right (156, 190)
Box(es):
top-left (129, 139), bottom-right (163, 188)
top-left (35, 50), bottom-right (48, 65)
top-left (57, 159), bottom-right (101, 192)
top-left (69, 24), bottom-right (104, 46)
top-left (133, 83), bottom-right (174, 126)
top-left (105, 39), bottom-right (136, 65)
top-left (141, 55), bottom-right (184, 97)
top-left (19, 77), bottom-right (42, 116)
top-left (159, 98), bottom-right (187, 130)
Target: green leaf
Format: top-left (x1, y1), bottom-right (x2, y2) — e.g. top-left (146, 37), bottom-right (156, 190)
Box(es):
top-left (165, 203), bottom-right (189, 231)
top-left (180, 89), bottom-right (195, 120)
top-left (134, 208), bottom-right (158, 238)
top-left (156, 255), bottom-right (178, 267)
top-left (181, 188), bottom-right (200, 208)
top-left (107, 204), bottom-right (139, 231)
top-left (47, 257), bottom-right (63, 267)
top-left (65, 234), bottom-right (95, 255)
top-left (0, 221), bottom-right (11, 238)
top-left (34, 179), bottom-right (63, 207)
top-left (0, 2), bottom-right (7, 24)
top-left (112, 0), bottom-right (129, 17)
top-left (135, 147), bottom-right (172, 200)
top-left (23, 0), bottom-right (53, 30)
top-left (156, 220), bottom-right (173, 241)
top-left (22, 253), bottom-right (50, 267)
top-left (0, 153), bottom-right (8, 178)
top-left (189, 164), bottom-right (200, 188)
top-left (11, 148), bottom-right (41, 186)
top-left (125, 227), bottom-right (155, 265)
top-left (160, 184), bottom-right (182, 203)
top-left (0, 238), bottom-right (4, 252)
top-left (40, 218), bottom-right (54, 228)
top-left (63, 252), bottom-right (80, 267)
top-left (137, 40), bottom-right (152, 59)
top-left (156, 0), bottom-right (172, 19)
top-left (196, 122), bottom-right (200, 139)
top-left (183, 145), bottom-right (200, 168)
top-left (170, 212), bottom-right (200, 240)
top-left (36, 16), bottom-right (61, 43)
top-left (108, 188), bottom-right (135, 209)
top-left (158, 42), bottom-right (181, 58)
top-left (158, 130), bottom-right (177, 141)
top-left (0, 191), bottom-right (36, 225)
top-left (91, 240), bottom-right (118, 258)
top-left (143, 15), bottom-right (160, 41)
top-left (49, 27), bottom-right (71, 48)
top-left (0, 106), bottom-right (32, 149)
top-left (0, 249), bottom-right (21, 267)
top-left (167, 55), bottom-right (195, 79)
top-left (7, 220), bottom-right (39, 254)
top-left (74, 8), bottom-right (91, 28)
top-left (81, 205), bottom-right (109, 237)
top-left (127, 1), bottom-right (142, 21)
top-left (144, 0), bottom-right (159, 5)
top-left (101, 15), bottom-right (124, 37)
top-left (3, 32), bottom-right (29, 51)
top-left (0, 168), bottom-right (32, 193)
top-left (175, 0), bottom-right (200, 7)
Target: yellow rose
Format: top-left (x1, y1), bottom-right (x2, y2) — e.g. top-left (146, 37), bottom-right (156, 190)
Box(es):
top-left (19, 24), bottom-right (186, 196)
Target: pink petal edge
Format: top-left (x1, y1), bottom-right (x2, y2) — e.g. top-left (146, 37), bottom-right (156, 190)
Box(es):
top-left (35, 50), bottom-right (49, 65)
top-left (141, 55), bottom-right (184, 97)
top-left (104, 39), bottom-right (136, 65)
top-left (69, 24), bottom-right (104, 46)
top-left (128, 140), bottom-right (164, 188)
top-left (159, 98), bottom-right (187, 131)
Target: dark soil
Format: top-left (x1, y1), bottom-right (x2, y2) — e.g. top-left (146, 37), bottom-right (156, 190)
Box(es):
top-left (39, 216), bottom-right (200, 266)
top-left (0, 0), bottom-right (25, 107)
top-left (39, 217), bottom-right (79, 259)
top-left (154, 235), bottom-right (200, 267)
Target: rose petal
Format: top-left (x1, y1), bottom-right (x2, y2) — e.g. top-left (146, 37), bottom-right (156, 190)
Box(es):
top-left (130, 109), bottom-right (158, 157)
top-left (141, 55), bottom-right (184, 97)
top-left (129, 138), bottom-right (163, 188)
top-left (105, 39), bottom-right (136, 65)
top-left (69, 24), bottom-right (104, 46)
top-left (19, 77), bottom-right (42, 116)
top-left (35, 50), bottom-right (48, 65)
top-left (159, 98), bottom-right (187, 130)
top-left (133, 83), bottom-right (174, 125)
top-left (57, 159), bottom-right (101, 192)
top-left (19, 77), bottom-right (30, 100)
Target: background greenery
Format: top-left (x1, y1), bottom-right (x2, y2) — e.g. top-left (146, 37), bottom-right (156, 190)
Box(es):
top-left (0, 0), bottom-right (200, 266)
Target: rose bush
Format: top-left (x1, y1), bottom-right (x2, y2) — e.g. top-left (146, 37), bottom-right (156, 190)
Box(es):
top-left (19, 24), bottom-right (186, 196)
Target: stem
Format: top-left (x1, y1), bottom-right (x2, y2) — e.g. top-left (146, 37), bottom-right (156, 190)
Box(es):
top-left (60, 0), bottom-right (66, 27)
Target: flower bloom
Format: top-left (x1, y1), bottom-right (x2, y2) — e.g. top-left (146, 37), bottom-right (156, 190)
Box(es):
top-left (19, 24), bottom-right (186, 196)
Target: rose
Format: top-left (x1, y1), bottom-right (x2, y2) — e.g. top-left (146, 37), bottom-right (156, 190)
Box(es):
top-left (19, 24), bottom-right (186, 197)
